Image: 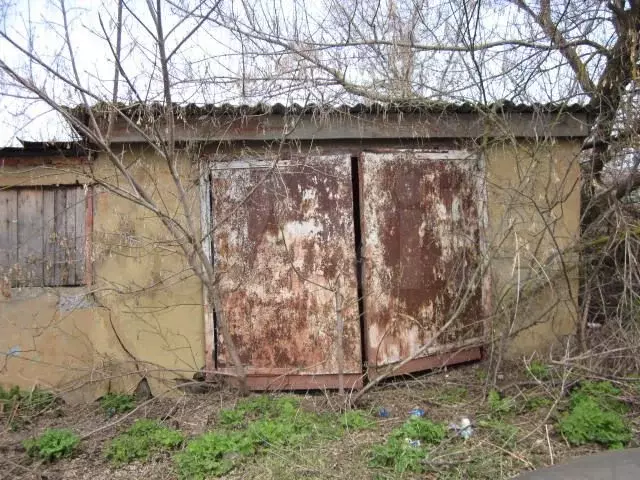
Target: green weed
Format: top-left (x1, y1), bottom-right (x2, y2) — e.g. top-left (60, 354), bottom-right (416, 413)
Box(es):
top-left (487, 390), bottom-right (515, 417)
top-left (369, 418), bottom-right (446, 473)
top-left (175, 431), bottom-right (255, 479)
top-left (435, 386), bottom-right (468, 404)
top-left (558, 382), bottom-right (630, 449)
top-left (1, 386), bottom-right (56, 426)
top-left (100, 393), bottom-right (136, 416)
top-left (340, 410), bottom-right (376, 430)
top-left (569, 381), bottom-right (627, 413)
top-left (370, 436), bottom-right (429, 473)
top-left (177, 395), bottom-right (373, 478)
top-left (524, 395), bottom-right (553, 411)
top-left (477, 418), bottom-right (519, 448)
top-left (105, 419), bottom-right (184, 464)
top-left (527, 360), bottom-right (551, 380)
top-left (218, 395), bottom-right (301, 427)
top-left (23, 428), bottom-right (79, 462)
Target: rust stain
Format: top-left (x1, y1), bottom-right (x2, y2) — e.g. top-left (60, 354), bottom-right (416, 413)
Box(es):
top-left (360, 151), bottom-right (483, 369)
top-left (212, 156), bottom-right (361, 376)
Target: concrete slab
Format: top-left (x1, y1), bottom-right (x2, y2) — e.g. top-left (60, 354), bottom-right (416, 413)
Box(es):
top-left (514, 448), bottom-right (640, 480)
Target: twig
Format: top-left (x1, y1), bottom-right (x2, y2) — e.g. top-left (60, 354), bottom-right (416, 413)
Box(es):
top-left (545, 424), bottom-right (554, 465)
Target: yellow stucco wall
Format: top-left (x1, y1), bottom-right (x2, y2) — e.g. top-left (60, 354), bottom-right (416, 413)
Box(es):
top-left (485, 139), bottom-right (581, 356)
top-left (0, 138), bottom-right (582, 402)
top-left (0, 147), bottom-right (205, 403)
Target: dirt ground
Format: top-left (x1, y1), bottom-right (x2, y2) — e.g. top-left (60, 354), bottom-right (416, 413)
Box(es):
top-left (0, 360), bottom-right (634, 480)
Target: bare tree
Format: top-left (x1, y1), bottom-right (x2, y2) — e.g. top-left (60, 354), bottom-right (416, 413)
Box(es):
top-left (206, 0), bottom-right (639, 355)
top-left (0, 0), bottom-right (254, 392)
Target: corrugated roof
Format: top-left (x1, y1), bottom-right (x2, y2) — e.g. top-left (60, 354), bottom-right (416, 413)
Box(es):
top-left (71, 100), bottom-right (597, 120)
top-left (0, 141), bottom-right (86, 158)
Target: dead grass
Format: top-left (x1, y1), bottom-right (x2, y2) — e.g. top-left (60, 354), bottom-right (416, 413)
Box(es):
top-left (1, 361), bottom-right (638, 480)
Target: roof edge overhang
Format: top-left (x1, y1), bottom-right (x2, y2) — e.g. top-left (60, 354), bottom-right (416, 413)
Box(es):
top-left (79, 108), bottom-right (593, 144)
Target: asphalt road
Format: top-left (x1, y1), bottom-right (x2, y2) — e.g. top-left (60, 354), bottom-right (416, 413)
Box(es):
top-left (514, 448), bottom-right (640, 480)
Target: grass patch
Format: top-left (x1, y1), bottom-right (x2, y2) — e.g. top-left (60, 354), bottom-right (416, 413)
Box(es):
top-left (23, 428), bottom-right (79, 462)
top-left (176, 395), bottom-right (375, 479)
top-left (558, 381), bottom-right (631, 449)
top-left (436, 453), bottom-right (517, 480)
top-left (487, 390), bottom-right (515, 417)
top-left (341, 410), bottom-right (377, 430)
top-left (369, 418), bottom-right (447, 473)
top-left (175, 431), bottom-right (255, 479)
top-left (524, 395), bottom-right (553, 411)
top-left (105, 419), bottom-right (184, 464)
top-left (477, 418), bottom-right (519, 448)
top-left (527, 360), bottom-right (551, 380)
top-left (100, 393), bottom-right (136, 416)
top-left (435, 386), bottom-right (468, 404)
top-left (1, 386), bottom-right (57, 429)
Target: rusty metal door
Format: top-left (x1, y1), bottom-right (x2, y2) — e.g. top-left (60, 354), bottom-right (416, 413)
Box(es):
top-left (359, 150), bottom-right (485, 376)
top-left (211, 155), bottom-right (362, 390)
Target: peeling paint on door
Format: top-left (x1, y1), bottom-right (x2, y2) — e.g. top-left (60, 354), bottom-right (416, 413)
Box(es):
top-left (360, 150), bottom-right (484, 374)
top-left (211, 156), bottom-right (362, 389)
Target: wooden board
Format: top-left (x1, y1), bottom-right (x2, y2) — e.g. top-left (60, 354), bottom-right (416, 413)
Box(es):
top-left (74, 187), bottom-right (86, 283)
top-left (43, 189), bottom-right (57, 286)
top-left (17, 188), bottom-right (44, 286)
top-left (1, 186), bottom-right (87, 287)
top-left (0, 190), bottom-right (18, 283)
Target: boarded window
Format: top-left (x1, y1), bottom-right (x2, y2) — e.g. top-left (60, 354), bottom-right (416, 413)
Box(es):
top-left (0, 186), bottom-right (88, 286)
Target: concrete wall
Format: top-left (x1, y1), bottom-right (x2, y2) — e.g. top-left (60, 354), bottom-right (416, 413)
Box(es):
top-left (0, 138), bottom-right (582, 402)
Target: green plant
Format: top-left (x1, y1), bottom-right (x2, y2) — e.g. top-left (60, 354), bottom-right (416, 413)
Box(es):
top-left (175, 431), bottom-right (255, 479)
top-left (558, 383), bottom-right (631, 449)
top-left (340, 410), bottom-right (376, 430)
top-left (218, 395), bottom-right (301, 427)
top-left (179, 395), bottom-right (375, 477)
top-left (524, 395), bottom-right (553, 411)
top-left (369, 435), bottom-right (428, 473)
top-left (100, 393), bottom-right (136, 416)
top-left (105, 419), bottom-right (184, 464)
top-left (527, 360), bottom-right (551, 380)
top-left (569, 381), bottom-right (627, 413)
top-left (435, 386), bottom-right (468, 404)
top-left (1, 386), bottom-right (56, 418)
top-left (369, 418), bottom-right (446, 473)
top-left (487, 390), bottom-right (515, 417)
top-left (475, 368), bottom-right (488, 381)
top-left (23, 428), bottom-right (79, 462)
top-left (477, 419), bottom-right (519, 448)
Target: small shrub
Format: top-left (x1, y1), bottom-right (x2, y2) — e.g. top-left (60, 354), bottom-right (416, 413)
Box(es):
top-left (488, 390), bottom-right (515, 416)
top-left (559, 394), bottom-right (631, 449)
top-left (175, 432), bottom-right (255, 479)
top-left (527, 360), bottom-right (551, 380)
top-left (23, 428), bottom-right (79, 462)
top-left (100, 393), bottom-right (136, 416)
top-left (105, 419), bottom-right (184, 464)
top-left (369, 418), bottom-right (446, 473)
